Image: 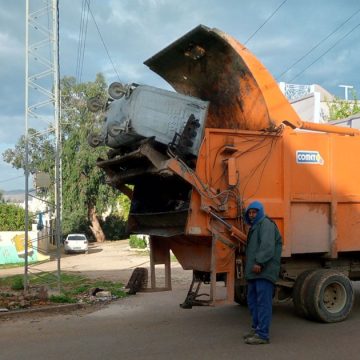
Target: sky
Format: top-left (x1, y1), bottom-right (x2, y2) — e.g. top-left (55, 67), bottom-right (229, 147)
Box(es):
top-left (0, 0), bottom-right (359, 191)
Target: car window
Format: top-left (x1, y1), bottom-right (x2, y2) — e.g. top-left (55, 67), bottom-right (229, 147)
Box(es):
top-left (67, 235), bottom-right (86, 240)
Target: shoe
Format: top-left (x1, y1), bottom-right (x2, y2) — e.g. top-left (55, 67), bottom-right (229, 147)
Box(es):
top-left (243, 329), bottom-right (256, 339)
top-left (244, 334), bottom-right (269, 345)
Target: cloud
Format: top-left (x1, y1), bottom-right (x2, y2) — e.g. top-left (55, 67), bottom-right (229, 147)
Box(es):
top-left (1, 0), bottom-right (360, 190)
top-left (0, 115), bottom-right (24, 143)
top-left (0, 32), bottom-right (23, 57)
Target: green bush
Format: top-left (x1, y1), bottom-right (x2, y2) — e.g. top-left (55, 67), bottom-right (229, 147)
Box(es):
top-left (102, 214), bottom-right (128, 240)
top-left (129, 235), bottom-right (147, 249)
top-left (11, 276), bottom-right (24, 291)
top-left (0, 203), bottom-right (34, 231)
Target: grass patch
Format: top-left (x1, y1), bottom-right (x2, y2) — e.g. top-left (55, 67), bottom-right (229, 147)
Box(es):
top-left (0, 274), bottom-right (24, 289)
top-left (0, 261), bottom-right (39, 270)
top-left (0, 272), bottom-right (127, 304)
top-left (11, 276), bottom-right (24, 291)
top-left (91, 280), bottom-right (126, 298)
top-left (49, 294), bottom-right (77, 303)
top-left (30, 272), bottom-right (87, 288)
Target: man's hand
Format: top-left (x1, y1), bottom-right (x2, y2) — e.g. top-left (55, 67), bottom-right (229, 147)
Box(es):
top-left (252, 264), bottom-right (262, 273)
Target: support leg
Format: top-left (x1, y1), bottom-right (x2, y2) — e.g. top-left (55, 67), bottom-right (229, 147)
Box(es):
top-left (149, 235), bottom-right (172, 291)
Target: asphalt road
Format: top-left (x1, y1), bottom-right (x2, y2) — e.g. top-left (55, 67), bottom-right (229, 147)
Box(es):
top-left (2, 242), bottom-right (360, 360)
top-left (2, 283), bottom-right (360, 359)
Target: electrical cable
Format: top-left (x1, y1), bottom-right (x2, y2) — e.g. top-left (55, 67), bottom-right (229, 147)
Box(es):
top-left (79, 0), bottom-right (90, 83)
top-left (241, 134), bottom-right (280, 202)
top-left (0, 176), bottom-right (24, 184)
top-left (289, 20), bottom-right (360, 82)
top-left (86, 0), bottom-right (121, 81)
top-left (244, 0), bottom-right (288, 45)
top-left (75, 0), bottom-right (86, 82)
top-left (166, 128), bottom-right (281, 228)
top-left (277, 7), bottom-right (360, 80)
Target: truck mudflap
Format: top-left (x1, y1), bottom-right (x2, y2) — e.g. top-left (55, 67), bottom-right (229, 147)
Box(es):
top-left (144, 24), bottom-right (302, 132)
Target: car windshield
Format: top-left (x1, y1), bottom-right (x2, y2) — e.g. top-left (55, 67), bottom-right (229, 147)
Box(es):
top-left (67, 235), bottom-right (86, 240)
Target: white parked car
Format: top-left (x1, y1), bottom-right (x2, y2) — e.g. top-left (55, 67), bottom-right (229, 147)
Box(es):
top-left (64, 234), bottom-right (88, 254)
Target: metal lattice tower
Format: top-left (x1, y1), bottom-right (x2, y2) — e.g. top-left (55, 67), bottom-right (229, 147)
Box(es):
top-left (24, 0), bottom-right (61, 291)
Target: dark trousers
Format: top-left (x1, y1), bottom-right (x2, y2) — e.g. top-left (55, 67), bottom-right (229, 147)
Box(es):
top-left (247, 279), bottom-right (274, 340)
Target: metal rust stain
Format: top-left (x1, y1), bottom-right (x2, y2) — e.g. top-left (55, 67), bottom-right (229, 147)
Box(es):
top-left (144, 25), bottom-right (301, 132)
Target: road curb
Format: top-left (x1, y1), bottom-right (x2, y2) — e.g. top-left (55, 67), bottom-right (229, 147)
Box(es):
top-left (0, 303), bottom-right (86, 318)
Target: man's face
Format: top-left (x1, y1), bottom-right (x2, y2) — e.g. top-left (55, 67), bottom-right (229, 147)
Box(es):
top-left (248, 209), bottom-right (258, 223)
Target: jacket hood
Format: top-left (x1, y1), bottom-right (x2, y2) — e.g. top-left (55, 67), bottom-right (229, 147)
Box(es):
top-left (245, 201), bottom-right (265, 226)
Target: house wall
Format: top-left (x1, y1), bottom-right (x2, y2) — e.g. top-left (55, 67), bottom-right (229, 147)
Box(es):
top-left (331, 116), bottom-right (360, 129)
top-left (290, 94), bottom-right (320, 122)
top-left (0, 230), bottom-right (38, 265)
top-left (279, 82), bottom-right (335, 123)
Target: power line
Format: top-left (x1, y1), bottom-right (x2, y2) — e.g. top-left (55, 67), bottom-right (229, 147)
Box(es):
top-left (0, 175), bottom-right (24, 184)
top-left (79, 0), bottom-right (90, 83)
top-left (244, 0), bottom-right (288, 45)
top-left (86, 0), bottom-right (121, 81)
top-left (75, 0), bottom-right (85, 81)
top-left (277, 7), bottom-right (360, 80)
top-left (75, 0), bottom-right (89, 82)
top-left (289, 20), bottom-right (360, 82)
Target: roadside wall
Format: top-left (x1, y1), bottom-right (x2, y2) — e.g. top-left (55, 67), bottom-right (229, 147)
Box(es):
top-left (0, 231), bottom-right (38, 265)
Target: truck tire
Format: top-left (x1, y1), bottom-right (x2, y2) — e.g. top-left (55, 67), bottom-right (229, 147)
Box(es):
top-left (304, 269), bottom-right (354, 323)
top-left (292, 269), bottom-right (317, 319)
top-left (126, 267), bottom-right (148, 295)
top-left (234, 280), bottom-right (247, 306)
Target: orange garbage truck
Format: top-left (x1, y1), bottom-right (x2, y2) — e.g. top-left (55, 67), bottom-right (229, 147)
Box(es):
top-left (88, 25), bottom-right (360, 323)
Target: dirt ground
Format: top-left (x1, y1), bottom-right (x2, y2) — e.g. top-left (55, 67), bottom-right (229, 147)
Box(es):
top-left (1, 239), bottom-right (192, 291)
top-left (0, 240), bottom-right (193, 320)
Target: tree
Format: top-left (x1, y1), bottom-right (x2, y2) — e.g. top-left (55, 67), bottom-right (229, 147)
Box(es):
top-left (0, 203), bottom-right (33, 231)
top-left (2, 74), bottom-right (119, 242)
top-left (327, 92), bottom-right (360, 120)
top-left (60, 74), bottom-right (118, 242)
top-left (3, 128), bottom-right (54, 174)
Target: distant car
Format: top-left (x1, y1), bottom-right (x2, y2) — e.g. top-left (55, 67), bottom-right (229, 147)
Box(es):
top-left (64, 234), bottom-right (88, 254)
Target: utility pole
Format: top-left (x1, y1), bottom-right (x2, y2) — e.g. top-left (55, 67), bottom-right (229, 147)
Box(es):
top-left (24, 0), bottom-right (30, 291)
top-left (52, 0), bottom-right (62, 293)
top-left (24, 0), bottom-right (61, 292)
top-left (339, 85), bottom-right (354, 101)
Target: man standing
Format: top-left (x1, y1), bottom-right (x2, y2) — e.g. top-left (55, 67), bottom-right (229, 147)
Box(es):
top-left (243, 201), bottom-right (282, 345)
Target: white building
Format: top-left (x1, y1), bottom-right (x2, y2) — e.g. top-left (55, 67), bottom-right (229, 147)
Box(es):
top-left (279, 82), bottom-right (335, 123)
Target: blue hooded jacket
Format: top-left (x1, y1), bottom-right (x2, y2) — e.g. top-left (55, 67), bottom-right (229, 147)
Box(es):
top-left (244, 201), bottom-right (282, 283)
top-left (245, 201), bottom-right (265, 227)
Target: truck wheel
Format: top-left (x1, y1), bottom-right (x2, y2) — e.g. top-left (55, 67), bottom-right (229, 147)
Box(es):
top-left (304, 270), bottom-right (354, 323)
top-left (292, 269), bottom-right (317, 319)
top-left (234, 280), bottom-right (247, 306)
top-left (126, 267), bottom-right (148, 295)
